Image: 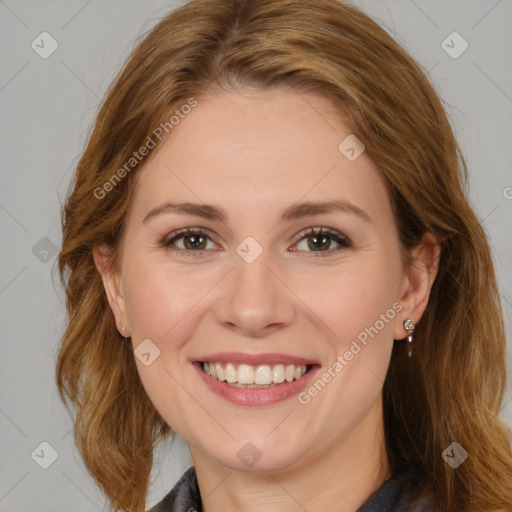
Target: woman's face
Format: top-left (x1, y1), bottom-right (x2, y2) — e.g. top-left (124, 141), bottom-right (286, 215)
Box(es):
top-left (95, 89), bottom-right (429, 473)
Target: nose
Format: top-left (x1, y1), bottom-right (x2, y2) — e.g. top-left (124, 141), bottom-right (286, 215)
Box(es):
top-left (212, 249), bottom-right (296, 338)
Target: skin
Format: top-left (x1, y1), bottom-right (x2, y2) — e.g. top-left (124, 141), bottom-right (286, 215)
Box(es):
top-left (94, 88), bottom-right (440, 512)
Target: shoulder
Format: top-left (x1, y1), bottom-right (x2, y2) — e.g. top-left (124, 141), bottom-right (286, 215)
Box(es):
top-left (148, 466), bottom-right (201, 512)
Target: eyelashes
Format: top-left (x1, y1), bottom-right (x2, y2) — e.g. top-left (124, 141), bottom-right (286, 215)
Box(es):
top-left (161, 227), bottom-right (215, 257)
top-left (160, 226), bottom-right (352, 258)
top-left (293, 227), bottom-right (351, 255)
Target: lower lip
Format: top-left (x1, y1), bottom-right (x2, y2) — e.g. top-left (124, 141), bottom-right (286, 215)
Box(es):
top-left (193, 362), bottom-right (320, 406)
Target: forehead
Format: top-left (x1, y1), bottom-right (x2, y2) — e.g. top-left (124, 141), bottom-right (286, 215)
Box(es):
top-left (129, 90), bottom-right (390, 225)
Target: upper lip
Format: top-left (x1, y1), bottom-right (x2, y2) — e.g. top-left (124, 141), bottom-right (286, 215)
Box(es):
top-left (194, 352), bottom-right (320, 366)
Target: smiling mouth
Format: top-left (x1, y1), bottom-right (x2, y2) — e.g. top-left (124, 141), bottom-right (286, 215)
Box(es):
top-left (200, 361), bottom-right (314, 388)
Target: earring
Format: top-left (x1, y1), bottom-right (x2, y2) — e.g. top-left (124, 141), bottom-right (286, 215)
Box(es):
top-left (120, 325), bottom-right (130, 342)
top-left (403, 318), bottom-right (415, 358)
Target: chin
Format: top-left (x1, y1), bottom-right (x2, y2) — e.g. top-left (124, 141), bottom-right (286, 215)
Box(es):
top-left (204, 436), bottom-right (309, 474)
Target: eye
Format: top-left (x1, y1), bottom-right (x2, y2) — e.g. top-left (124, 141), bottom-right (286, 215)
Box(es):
top-left (291, 227), bottom-right (352, 257)
top-left (160, 227), bottom-right (218, 257)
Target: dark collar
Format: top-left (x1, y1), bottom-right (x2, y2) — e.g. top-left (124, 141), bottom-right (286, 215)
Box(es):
top-left (148, 465), bottom-right (433, 512)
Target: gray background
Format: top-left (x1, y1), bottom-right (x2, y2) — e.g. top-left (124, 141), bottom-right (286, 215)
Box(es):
top-left (1, 0), bottom-right (511, 510)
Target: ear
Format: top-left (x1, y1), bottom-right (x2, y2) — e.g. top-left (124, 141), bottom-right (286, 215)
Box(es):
top-left (394, 231), bottom-right (440, 340)
top-left (92, 243), bottom-right (129, 337)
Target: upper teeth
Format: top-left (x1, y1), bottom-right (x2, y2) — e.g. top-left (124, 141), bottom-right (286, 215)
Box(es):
top-left (203, 362), bottom-right (307, 385)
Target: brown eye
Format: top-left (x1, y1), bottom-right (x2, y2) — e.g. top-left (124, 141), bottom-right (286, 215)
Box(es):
top-left (181, 233), bottom-right (208, 250)
top-left (292, 227), bottom-right (352, 256)
top-left (161, 227), bottom-right (216, 256)
top-left (307, 233), bottom-right (332, 251)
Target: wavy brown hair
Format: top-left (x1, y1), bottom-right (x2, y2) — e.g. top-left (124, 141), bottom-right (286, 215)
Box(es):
top-left (55, 0), bottom-right (512, 511)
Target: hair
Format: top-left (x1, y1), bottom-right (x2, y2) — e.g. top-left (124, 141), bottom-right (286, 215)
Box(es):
top-left (55, 0), bottom-right (512, 511)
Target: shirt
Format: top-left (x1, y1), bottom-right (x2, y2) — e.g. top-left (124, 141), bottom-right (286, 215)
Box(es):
top-left (148, 465), bottom-right (436, 512)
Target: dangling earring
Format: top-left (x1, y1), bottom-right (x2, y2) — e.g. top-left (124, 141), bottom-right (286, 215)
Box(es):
top-left (121, 325), bottom-right (130, 342)
top-left (403, 318), bottom-right (415, 358)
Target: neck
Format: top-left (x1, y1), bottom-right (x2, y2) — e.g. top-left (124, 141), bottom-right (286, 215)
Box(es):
top-left (190, 400), bottom-right (392, 512)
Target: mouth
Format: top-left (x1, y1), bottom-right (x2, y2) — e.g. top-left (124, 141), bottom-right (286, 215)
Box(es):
top-left (192, 354), bottom-right (321, 406)
top-left (199, 361), bottom-right (315, 388)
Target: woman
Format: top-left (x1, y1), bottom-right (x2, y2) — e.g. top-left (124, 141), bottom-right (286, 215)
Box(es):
top-left (55, 0), bottom-right (512, 511)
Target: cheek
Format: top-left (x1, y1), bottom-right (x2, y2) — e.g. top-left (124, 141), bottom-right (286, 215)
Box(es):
top-left (295, 257), bottom-right (400, 435)
top-left (121, 256), bottom-right (209, 434)
top-left (123, 255), bottom-right (207, 340)
top-left (308, 254), bottom-right (402, 349)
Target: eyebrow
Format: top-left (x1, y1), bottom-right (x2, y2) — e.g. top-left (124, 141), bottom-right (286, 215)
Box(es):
top-left (142, 199), bottom-right (372, 224)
